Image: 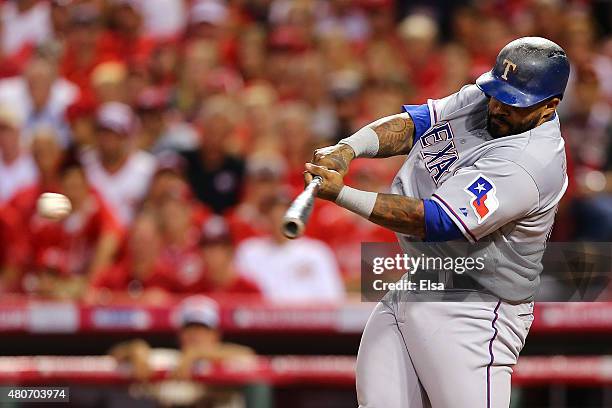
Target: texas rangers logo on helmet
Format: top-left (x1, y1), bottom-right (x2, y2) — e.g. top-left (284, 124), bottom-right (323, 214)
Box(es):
top-left (465, 174), bottom-right (499, 224)
top-left (501, 58), bottom-right (517, 80)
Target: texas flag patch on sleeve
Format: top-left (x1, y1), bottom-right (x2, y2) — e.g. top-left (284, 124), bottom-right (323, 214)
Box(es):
top-left (465, 174), bottom-right (499, 224)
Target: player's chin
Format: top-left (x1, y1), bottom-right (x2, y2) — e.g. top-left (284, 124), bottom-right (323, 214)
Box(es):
top-left (487, 119), bottom-right (511, 138)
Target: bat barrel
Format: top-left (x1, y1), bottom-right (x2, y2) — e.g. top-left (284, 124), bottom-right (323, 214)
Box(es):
top-left (281, 176), bottom-right (322, 239)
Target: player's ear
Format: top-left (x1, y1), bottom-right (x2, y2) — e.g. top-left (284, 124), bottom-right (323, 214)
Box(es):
top-left (541, 97), bottom-right (560, 121)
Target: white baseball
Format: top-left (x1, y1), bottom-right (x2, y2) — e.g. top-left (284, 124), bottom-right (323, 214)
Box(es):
top-left (37, 192), bottom-right (72, 220)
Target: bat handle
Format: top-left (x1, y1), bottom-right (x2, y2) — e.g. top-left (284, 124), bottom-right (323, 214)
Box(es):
top-left (282, 176), bottom-right (323, 239)
top-left (310, 175), bottom-right (323, 188)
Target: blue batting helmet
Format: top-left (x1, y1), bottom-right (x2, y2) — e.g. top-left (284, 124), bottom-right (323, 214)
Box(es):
top-left (476, 37), bottom-right (570, 108)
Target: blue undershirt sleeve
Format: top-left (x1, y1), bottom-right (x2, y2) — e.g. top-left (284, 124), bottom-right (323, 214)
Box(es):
top-left (402, 104), bottom-right (431, 144)
top-left (423, 198), bottom-right (465, 242)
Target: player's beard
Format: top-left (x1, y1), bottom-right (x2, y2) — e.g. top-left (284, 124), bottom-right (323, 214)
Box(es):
top-left (487, 113), bottom-right (540, 138)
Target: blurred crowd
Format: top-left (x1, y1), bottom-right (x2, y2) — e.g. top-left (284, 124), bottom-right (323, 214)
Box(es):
top-left (0, 0), bottom-right (610, 304)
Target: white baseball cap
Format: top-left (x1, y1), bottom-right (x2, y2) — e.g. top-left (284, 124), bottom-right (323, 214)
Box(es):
top-left (190, 0), bottom-right (228, 26)
top-left (177, 295), bottom-right (220, 329)
top-left (96, 102), bottom-right (135, 136)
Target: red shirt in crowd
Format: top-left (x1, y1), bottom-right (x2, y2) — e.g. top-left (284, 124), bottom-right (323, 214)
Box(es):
top-left (0, 204), bottom-right (29, 287)
top-left (9, 186), bottom-right (123, 277)
top-left (225, 204), bottom-right (269, 244)
top-left (200, 274), bottom-right (261, 296)
top-left (90, 255), bottom-right (178, 293)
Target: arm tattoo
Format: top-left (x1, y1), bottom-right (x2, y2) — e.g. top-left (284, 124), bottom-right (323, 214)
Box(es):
top-left (371, 113), bottom-right (415, 157)
top-left (368, 193), bottom-right (425, 238)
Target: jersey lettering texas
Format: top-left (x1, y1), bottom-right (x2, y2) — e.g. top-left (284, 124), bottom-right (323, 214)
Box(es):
top-left (419, 123), bottom-right (459, 184)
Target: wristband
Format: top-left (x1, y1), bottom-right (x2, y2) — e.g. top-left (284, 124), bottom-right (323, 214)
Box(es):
top-left (335, 186), bottom-right (378, 218)
top-left (338, 127), bottom-right (379, 158)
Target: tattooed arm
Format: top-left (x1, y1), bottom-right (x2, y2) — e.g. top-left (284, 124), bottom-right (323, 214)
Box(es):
top-left (368, 112), bottom-right (416, 157)
top-left (368, 194), bottom-right (425, 237)
top-left (311, 113), bottom-right (415, 175)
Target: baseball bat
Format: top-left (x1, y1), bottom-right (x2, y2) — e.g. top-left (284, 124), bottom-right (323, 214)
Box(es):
top-left (282, 176), bottom-right (323, 239)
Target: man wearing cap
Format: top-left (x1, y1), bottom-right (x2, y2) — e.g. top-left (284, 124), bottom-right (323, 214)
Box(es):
top-left (110, 295), bottom-right (254, 381)
top-left (81, 102), bottom-right (156, 225)
top-left (199, 216), bottom-right (261, 295)
top-left (305, 37), bottom-right (570, 407)
top-left (187, 0), bottom-right (228, 40)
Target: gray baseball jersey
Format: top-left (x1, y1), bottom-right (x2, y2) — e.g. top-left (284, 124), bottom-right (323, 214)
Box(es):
top-left (390, 84), bottom-right (568, 302)
top-left (355, 85), bottom-right (565, 408)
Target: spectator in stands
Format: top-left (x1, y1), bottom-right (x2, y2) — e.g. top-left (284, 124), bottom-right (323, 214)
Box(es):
top-left (238, 83), bottom-right (279, 153)
top-left (438, 43), bottom-right (473, 98)
top-left (182, 96), bottom-right (245, 213)
top-left (99, 0), bottom-right (155, 67)
top-left (59, 4), bottom-right (104, 103)
top-left (0, 107), bottom-right (37, 204)
top-left (57, 159), bottom-right (122, 276)
top-left (20, 159), bottom-right (122, 300)
top-left (147, 154), bottom-right (211, 214)
top-left (135, 86), bottom-right (171, 152)
top-left (7, 127), bottom-right (64, 291)
top-left (156, 192), bottom-right (208, 294)
top-left (0, 0), bottom-right (52, 73)
top-left (363, 0), bottom-right (399, 47)
top-left (142, 152), bottom-right (200, 213)
top-left (23, 56), bottom-right (78, 148)
top-left (65, 98), bottom-right (97, 149)
top-left (175, 39), bottom-right (220, 117)
top-left (397, 13), bottom-right (443, 102)
top-left (49, 0), bottom-right (72, 41)
top-left (277, 102), bottom-right (318, 192)
top-left (109, 296), bottom-right (255, 381)
top-left (148, 39), bottom-right (181, 88)
top-left (199, 216), bottom-right (261, 295)
top-left (266, 28), bottom-right (310, 101)
top-left (237, 25), bottom-right (267, 83)
top-left (90, 211), bottom-right (176, 303)
top-left (134, 87), bottom-right (199, 154)
top-left (81, 102), bottom-right (157, 226)
top-left (9, 127), bottom-right (65, 220)
top-left (235, 193), bottom-right (344, 303)
top-left (187, 0), bottom-right (230, 43)
top-left (0, 55), bottom-right (79, 148)
top-left (90, 61), bottom-right (128, 105)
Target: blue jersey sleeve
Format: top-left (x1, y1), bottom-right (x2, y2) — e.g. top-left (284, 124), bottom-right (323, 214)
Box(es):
top-left (402, 104), bottom-right (431, 144)
top-left (423, 199), bottom-right (465, 242)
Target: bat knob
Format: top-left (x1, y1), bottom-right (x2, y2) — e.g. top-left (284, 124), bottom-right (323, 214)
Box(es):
top-left (282, 217), bottom-right (304, 239)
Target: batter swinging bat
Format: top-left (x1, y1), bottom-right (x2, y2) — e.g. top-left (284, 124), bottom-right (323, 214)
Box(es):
top-left (282, 176), bottom-right (323, 239)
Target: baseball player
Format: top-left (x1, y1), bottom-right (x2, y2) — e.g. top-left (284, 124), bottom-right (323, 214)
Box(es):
top-left (305, 37), bottom-right (570, 407)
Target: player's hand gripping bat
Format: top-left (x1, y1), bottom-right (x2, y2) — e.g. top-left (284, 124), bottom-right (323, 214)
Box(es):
top-left (281, 176), bottom-right (323, 239)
